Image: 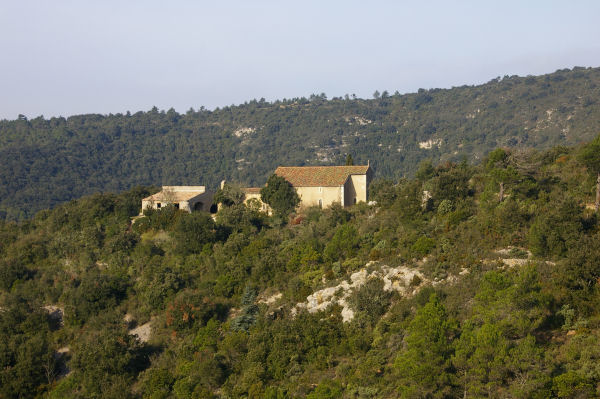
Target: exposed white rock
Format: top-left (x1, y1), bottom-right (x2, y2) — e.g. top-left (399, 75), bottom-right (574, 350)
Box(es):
top-left (315, 150), bottom-right (331, 162)
top-left (422, 190), bottom-right (432, 206)
top-left (56, 346), bottom-right (70, 355)
top-left (234, 127), bottom-right (256, 137)
top-left (419, 138), bottom-right (442, 149)
top-left (129, 320), bottom-right (153, 343)
top-left (340, 303), bottom-right (354, 322)
top-left (294, 263), bottom-right (426, 322)
top-left (344, 116), bottom-right (373, 126)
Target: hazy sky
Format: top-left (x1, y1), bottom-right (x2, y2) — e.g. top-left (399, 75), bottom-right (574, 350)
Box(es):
top-left (1, 1), bottom-right (599, 120)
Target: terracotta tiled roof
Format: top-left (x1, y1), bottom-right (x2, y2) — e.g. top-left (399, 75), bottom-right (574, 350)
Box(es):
top-left (274, 165), bottom-right (370, 187)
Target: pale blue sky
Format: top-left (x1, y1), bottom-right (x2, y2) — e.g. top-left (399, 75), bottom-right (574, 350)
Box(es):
top-left (1, 1), bottom-right (599, 119)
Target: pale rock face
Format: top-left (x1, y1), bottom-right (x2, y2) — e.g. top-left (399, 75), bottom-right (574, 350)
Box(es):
top-left (301, 248), bottom-right (545, 323)
top-left (233, 127), bottom-right (256, 137)
top-left (294, 263), bottom-right (426, 322)
top-left (344, 116), bottom-right (373, 126)
top-left (419, 138), bottom-right (443, 149)
top-left (129, 320), bottom-right (153, 343)
top-left (294, 250), bottom-right (540, 322)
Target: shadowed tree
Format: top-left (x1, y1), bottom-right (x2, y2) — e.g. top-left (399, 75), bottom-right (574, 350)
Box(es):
top-left (214, 182), bottom-right (245, 207)
top-left (260, 174), bottom-right (300, 219)
top-left (486, 148), bottom-right (519, 203)
top-left (345, 154), bottom-right (354, 166)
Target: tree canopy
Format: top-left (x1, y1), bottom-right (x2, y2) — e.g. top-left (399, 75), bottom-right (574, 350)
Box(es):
top-left (260, 174), bottom-right (300, 218)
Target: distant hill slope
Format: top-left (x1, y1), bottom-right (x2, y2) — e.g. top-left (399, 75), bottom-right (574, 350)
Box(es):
top-left (1, 66), bottom-right (600, 219)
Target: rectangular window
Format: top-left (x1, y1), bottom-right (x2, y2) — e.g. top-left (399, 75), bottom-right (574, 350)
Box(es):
top-left (174, 203), bottom-right (179, 209)
top-left (318, 199), bottom-right (322, 209)
top-left (319, 187), bottom-right (322, 193)
top-left (156, 202), bottom-right (161, 208)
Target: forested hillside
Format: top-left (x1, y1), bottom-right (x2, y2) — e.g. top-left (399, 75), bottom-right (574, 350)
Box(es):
top-left (2, 136), bottom-right (600, 398)
top-left (2, 66), bottom-right (600, 220)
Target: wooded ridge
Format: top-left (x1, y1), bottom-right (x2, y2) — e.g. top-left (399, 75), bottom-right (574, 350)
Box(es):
top-left (2, 66), bottom-right (600, 220)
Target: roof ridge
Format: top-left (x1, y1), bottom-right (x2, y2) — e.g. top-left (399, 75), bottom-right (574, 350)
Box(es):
top-left (276, 165), bottom-right (369, 168)
top-left (274, 165), bottom-right (370, 187)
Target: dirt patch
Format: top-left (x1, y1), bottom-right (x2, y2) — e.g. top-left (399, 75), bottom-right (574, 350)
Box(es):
top-left (258, 292), bottom-right (282, 305)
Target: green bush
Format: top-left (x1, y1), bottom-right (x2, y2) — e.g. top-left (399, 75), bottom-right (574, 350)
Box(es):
top-left (306, 380), bottom-right (343, 399)
top-left (324, 224), bottom-right (360, 261)
top-left (63, 273), bottom-right (128, 325)
top-left (348, 278), bottom-right (393, 325)
top-left (173, 212), bottom-right (220, 255)
top-left (412, 236), bottom-right (435, 256)
top-left (528, 198), bottom-right (584, 257)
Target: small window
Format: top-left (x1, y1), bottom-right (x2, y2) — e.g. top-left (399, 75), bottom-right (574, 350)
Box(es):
top-left (319, 187), bottom-right (322, 193)
top-left (318, 199), bottom-right (322, 209)
top-left (353, 198), bottom-right (357, 205)
top-left (174, 203), bottom-right (179, 209)
top-left (156, 202), bottom-right (161, 208)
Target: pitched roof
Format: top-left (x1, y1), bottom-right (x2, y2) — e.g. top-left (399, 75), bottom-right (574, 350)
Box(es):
top-left (274, 165), bottom-right (370, 187)
top-left (143, 186), bottom-right (207, 202)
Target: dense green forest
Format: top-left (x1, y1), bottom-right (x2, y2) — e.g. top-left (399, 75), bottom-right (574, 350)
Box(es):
top-left (2, 135), bottom-right (600, 398)
top-left (2, 66), bottom-right (600, 220)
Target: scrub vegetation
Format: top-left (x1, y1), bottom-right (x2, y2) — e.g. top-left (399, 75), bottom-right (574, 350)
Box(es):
top-left (2, 136), bottom-right (600, 398)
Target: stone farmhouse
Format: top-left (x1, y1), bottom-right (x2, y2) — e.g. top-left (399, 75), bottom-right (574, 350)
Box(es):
top-left (274, 165), bottom-right (373, 208)
top-left (141, 186), bottom-right (215, 214)
top-left (140, 165), bottom-right (373, 215)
